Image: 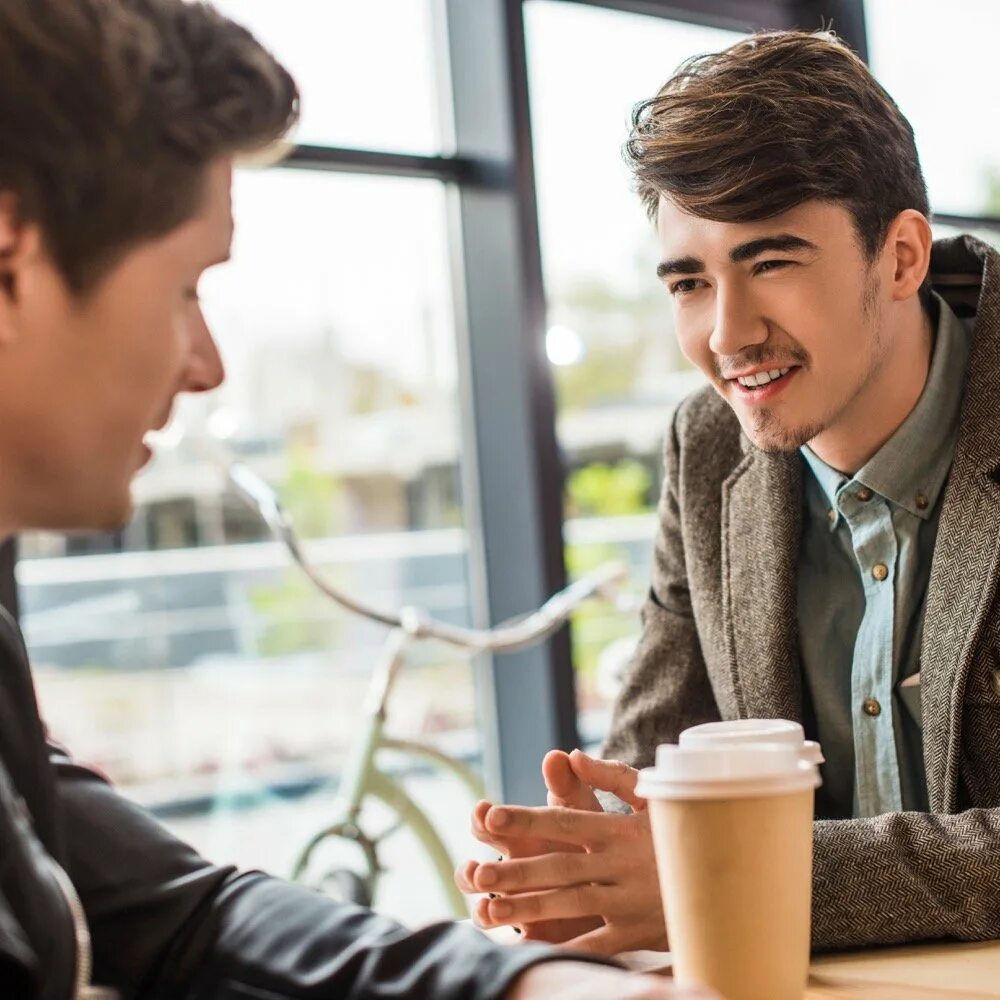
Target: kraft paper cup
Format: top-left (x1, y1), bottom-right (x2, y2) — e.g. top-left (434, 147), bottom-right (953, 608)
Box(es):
top-left (636, 743), bottom-right (821, 1000)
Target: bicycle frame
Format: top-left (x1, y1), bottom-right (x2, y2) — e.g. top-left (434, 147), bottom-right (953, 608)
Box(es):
top-left (227, 461), bottom-right (628, 916)
top-left (290, 628), bottom-right (484, 917)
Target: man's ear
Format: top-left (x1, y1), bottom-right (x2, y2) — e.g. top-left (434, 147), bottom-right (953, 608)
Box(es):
top-left (884, 209), bottom-right (933, 303)
top-left (0, 192), bottom-right (43, 345)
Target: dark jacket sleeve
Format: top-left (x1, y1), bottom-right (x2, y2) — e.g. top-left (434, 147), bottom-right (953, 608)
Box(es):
top-left (51, 749), bottom-right (610, 999)
top-left (601, 409), bottom-right (721, 768)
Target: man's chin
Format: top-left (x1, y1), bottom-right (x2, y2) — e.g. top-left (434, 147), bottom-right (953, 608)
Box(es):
top-left (68, 490), bottom-right (134, 534)
top-left (740, 411), bottom-right (822, 454)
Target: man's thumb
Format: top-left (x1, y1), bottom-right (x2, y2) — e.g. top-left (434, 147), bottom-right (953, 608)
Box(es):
top-left (542, 749), bottom-right (601, 810)
top-left (567, 749), bottom-right (645, 810)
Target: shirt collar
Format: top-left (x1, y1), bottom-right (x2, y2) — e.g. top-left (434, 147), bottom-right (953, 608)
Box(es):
top-left (803, 293), bottom-right (971, 523)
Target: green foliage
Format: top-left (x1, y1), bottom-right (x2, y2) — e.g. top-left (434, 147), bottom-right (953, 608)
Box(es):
top-left (564, 540), bottom-right (639, 682)
top-left (250, 446), bottom-right (345, 656)
top-left (248, 570), bottom-right (341, 659)
top-left (553, 342), bottom-right (644, 411)
top-left (566, 460), bottom-right (653, 518)
top-left (280, 444), bottom-right (344, 539)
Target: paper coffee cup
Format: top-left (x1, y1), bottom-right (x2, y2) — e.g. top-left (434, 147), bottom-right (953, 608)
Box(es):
top-left (636, 743), bottom-right (821, 1000)
top-left (680, 718), bottom-right (824, 765)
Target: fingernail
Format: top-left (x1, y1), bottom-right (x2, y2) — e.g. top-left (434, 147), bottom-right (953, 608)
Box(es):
top-left (477, 866), bottom-right (497, 888)
top-left (491, 898), bottom-right (512, 919)
top-left (490, 807), bottom-right (509, 828)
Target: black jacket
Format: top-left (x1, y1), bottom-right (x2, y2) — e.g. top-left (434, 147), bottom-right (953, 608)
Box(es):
top-left (0, 607), bottom-right (567, 998)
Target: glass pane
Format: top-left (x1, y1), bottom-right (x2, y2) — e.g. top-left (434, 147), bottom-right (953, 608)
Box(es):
top-left (866, 0), bottom-right (1000, 218)
top-left (22, 170), bottom-right (479, 926)
top-left (210, 0), bottom-right (443, 153)
top-left (932, 223), bottom-right (999, 251)
top-left (525, 2), bottom-right (743, 737)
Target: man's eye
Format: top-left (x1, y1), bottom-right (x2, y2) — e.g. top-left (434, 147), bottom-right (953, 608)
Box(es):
top-left (669, 278), bottom-right (703, 296)
top-left (754, 259), bottom-right (792, 275)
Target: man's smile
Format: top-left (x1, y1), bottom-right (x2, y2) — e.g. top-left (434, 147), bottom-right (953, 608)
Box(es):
top-left (726, 365), bottom-right (801, 404)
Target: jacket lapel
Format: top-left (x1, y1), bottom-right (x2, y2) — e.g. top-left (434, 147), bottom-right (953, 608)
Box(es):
top-left (721, 445), bottom-right (804, 721)
top-left (922, 237), bottom-right (1000, 811)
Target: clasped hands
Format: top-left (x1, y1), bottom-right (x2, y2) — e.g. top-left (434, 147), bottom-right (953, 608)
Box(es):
top-left (455, 748), bottom-right (668, 955)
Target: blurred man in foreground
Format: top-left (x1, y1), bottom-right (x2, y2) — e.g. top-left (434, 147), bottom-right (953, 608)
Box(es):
top-left (0, 0), bottom-right (713, 996)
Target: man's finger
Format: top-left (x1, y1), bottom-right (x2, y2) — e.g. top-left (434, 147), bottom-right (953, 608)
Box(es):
top-left (543, 749), bottom-right (602, 811)
top-left (455, 859), bottom-right (479, 894)
top-left (472, 851), bottom-right (607, 895)
top-left (568, 750), bottom-right (646, 810)
top-left (472, 895), bottom-right (493, 928)
top-left (484, 802), bottom-right (623, 847)
top-left (475, 798), bottom-right (585, 856)
top-left (485, 885), bottom-right (607, 925)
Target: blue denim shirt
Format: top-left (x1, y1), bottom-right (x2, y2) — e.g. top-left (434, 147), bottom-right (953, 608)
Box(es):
top-left (798, 294), bottom-right (971, 818)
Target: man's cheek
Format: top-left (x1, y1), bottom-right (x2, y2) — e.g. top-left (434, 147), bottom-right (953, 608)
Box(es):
top-left (675, 329), bottom-right (712, 378)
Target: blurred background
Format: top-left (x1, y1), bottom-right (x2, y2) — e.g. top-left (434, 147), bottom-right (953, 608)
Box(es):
top-left (8, 0), bottom-right (998, 927)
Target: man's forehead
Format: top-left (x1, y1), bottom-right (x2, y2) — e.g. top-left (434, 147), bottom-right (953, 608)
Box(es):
top-left (655, 196), bottom-right (845, 255)
top-left (180, 158), bottom-right (234, 264)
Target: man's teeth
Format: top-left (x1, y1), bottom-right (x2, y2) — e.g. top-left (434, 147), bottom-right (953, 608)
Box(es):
top-left (736, 367), bottom-right (791, 388)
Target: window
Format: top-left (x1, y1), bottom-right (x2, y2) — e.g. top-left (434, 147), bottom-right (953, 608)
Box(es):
top-left (211, 0), bottom-right (443, 154)
top-left (525, 0), bottom-right (744, 736)
top-left (866, 0), bottom-right (1000, 220)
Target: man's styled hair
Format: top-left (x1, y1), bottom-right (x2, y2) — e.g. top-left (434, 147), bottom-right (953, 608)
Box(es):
top-left (0, 0), bottom-right (298, 292)
top-left (625, 30), bottom-right (929, 263)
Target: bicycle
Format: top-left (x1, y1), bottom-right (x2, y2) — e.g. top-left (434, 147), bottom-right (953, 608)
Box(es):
top-left (229, 461), bottom-right (628, 915)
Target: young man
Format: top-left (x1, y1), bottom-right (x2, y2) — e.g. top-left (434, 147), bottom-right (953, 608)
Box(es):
top-left (0, 1), bottom-right (711, 997)
top-left (458, 30), bottom-right (1000, 955)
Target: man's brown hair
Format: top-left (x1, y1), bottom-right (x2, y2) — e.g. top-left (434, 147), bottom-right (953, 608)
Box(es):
top-left (625, 30), bottom-right (929, 263)
top-left (0, 0), bottom-right (298, 292)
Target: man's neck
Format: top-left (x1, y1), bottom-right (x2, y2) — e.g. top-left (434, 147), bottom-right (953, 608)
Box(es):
top-left (807, 302), bottom-right (935, 476)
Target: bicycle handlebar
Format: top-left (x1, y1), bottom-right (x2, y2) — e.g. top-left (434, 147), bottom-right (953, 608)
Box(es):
top-left (228, 461), bottom-right (628, 654)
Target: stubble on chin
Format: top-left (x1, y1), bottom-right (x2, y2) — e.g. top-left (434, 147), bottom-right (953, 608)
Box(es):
top-left (744, 407), bottom-right (825, 454)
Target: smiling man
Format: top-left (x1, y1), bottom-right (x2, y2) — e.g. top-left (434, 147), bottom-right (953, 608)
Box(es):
top-left (459, 29), bottom-right (1000, 954)
top-left (0, 0), bottom-right (714, 997)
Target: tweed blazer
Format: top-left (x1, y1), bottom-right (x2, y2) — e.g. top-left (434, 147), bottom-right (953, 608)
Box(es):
top-left (603, 235), bottom-right (1000, 952)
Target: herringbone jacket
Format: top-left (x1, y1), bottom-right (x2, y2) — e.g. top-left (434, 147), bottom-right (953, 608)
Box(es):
top-left (603, 234), bottom-right (1000, 952)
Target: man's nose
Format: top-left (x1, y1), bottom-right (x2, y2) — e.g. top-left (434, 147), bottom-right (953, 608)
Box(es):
top-left (707, 286), bottom-right (768, 359)
top-left (182, 311), bottom-right (225, 394)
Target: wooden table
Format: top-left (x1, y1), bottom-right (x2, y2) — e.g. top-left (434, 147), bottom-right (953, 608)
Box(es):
top-left (487, 925), bottom-right (1000, 996)
top-left (619, 938), bottom-right (1000, 998)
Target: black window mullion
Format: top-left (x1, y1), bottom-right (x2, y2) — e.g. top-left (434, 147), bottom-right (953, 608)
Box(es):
top-left (281, 144), bottom-right (475, 184)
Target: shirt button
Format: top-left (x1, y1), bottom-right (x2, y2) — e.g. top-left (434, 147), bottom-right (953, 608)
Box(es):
top-left (857, 487), bottom-right (874, 501)
top-left (826, 508), bottom-right (836, 524)
top-left (872, 563), bottom-right (889, 582)
top-left (863, 698), bottom-right (882, 717)
top-left (915, 492), bottom-right (929, 511)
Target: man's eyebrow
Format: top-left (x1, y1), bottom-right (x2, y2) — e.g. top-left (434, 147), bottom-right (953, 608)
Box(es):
top-left (729, 234), bottom-right (818, 264)
top-left (656, 255), bottom-right (704, 279)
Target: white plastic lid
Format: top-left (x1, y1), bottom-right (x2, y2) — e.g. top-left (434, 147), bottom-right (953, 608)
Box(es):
top-left (635, 743), bottom-right (821, 801)
top-left (680, 718), bottom-right (825, 766)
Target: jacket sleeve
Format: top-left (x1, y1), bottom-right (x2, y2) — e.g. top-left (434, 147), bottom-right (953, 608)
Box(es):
top-left (50, 748), bottom-right (612, 999)
top-left (813, 808), bottom-right (1000, 951)
top-left (601, 408), bottom-right (721, 768)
